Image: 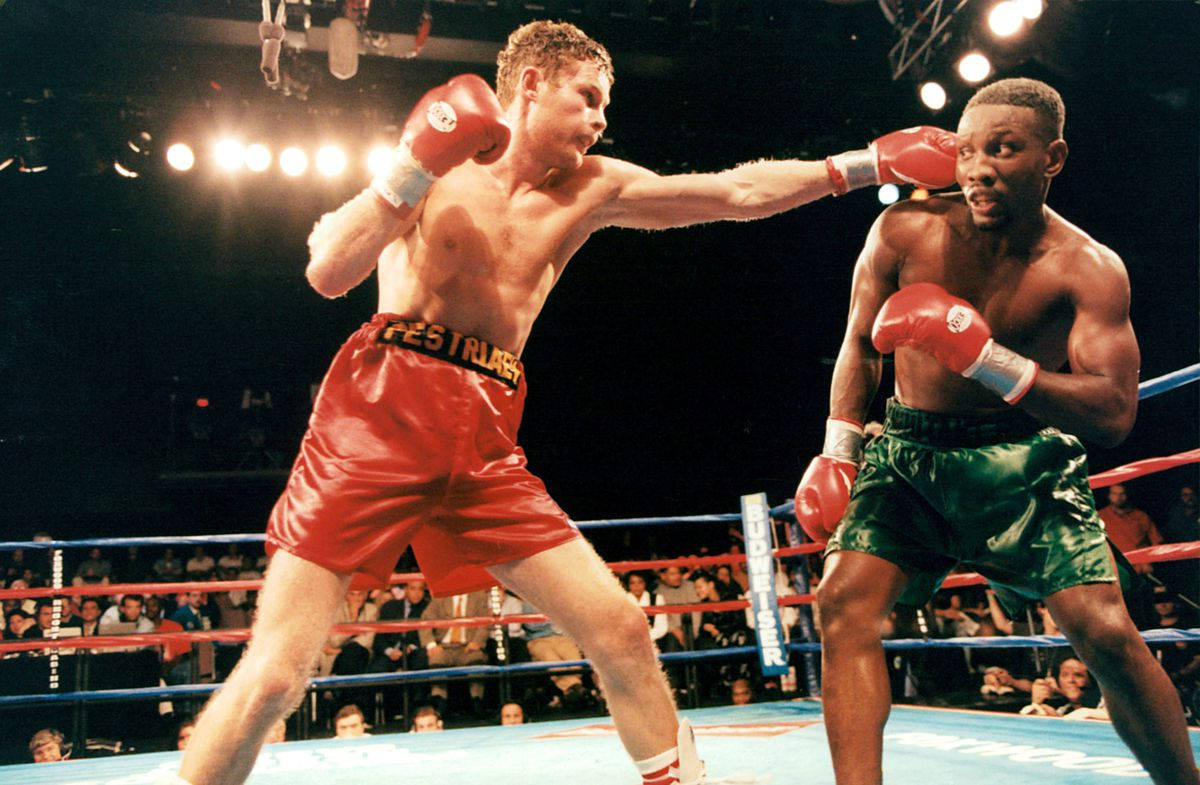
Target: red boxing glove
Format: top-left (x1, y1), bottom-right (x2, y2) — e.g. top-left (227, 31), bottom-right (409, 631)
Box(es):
top-left (372, 74), bottom-right (511, 210)
top-left (794, 419), bottom-right (863, 544)
top-left (825, 126), bottom-right (956, 196)
top-left (872, 282), bottom-right (1039, 404)
top-left (404, 74), bottom-right (510, 176)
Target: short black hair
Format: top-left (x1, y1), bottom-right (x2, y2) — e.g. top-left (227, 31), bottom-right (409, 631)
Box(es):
top-left (965, 77), bottom-right (1065, 141)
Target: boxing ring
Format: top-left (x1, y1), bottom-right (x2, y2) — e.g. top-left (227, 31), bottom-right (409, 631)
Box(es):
top-left (1, 363), bottom-right (1199, 782)
top-left (5, 699), bottom-right (1197, 784)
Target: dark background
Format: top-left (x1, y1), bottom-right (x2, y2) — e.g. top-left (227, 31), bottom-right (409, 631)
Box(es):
top-left (1, 0), bottom-right (1196, 554)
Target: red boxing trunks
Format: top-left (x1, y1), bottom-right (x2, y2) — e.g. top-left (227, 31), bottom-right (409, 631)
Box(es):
top-left (266, 314), bottom-right (580, 596)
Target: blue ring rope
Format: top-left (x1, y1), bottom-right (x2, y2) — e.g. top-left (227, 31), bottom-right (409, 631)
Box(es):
top-left (2, 629), bottom-right (1195, 708)
top-left (1139, 362), bottom-right (1200, 400)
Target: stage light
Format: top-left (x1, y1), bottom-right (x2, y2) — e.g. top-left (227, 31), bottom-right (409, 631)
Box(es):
top-left (315, 144), bottom-right (347, 177)
top-left (920, 81), bottom-right (948, 111)
top-left (987, 1), bottom-right (1024, 38)
top-left (113, 130), bottom-right (153, 178)
top-left (166, 142), bottom-right (195, 172)
top-left (367, 145), bottom-right (395, 177)
top-left (1016, 0), bottom-right (1043, 20)
top-left (910, 187), bottom-right (931, 201)
top-left (280, 146), bottom-right (308, 177)
top-left (957, 52), bottom-right (992, 84)
top-left (245, 143), bottom-right (272, 173)
top-left (16, 116), bottom-right (48, 173)
top-left (878, 184), bottom-right (900, 205)
top-left (214, 138), bottom-right (246, 171)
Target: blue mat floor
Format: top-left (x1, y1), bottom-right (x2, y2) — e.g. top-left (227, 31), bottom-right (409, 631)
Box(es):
top-left (5, 699), bottom-right (1198, 784)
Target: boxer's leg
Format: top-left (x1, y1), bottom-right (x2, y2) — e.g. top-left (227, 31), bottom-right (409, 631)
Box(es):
top-left (1046, 579), bottom-right (1200, 785)
top-left (816, 550), bottom-right (910, 785)
top-left (489, 539), bottom-right (694, 778)
top-left (178, 550), bottom-right (351, 785)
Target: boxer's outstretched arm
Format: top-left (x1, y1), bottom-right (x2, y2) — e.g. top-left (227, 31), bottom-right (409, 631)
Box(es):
top-left (829, 212), bottom-right (903, 422)
top-left (592, 157), bottom-right (836, 229)
top-left (1016, 246), bottom-right (1139, 447)
top-left (306, 192), bottom-right (418, 298)
top-left (591, 127), bottom-right (955, 230)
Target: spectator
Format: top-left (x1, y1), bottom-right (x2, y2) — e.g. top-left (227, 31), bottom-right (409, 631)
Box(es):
top-left (1160, 486), bottom-right (1200, 606)
top-left (1164, 486), bottom-right (1200, 543)
top-left (933, 592), bottom-right (982, 637)
top-left (1098, 484), bottom-right (1163, 569)
top-left (1019, 656), bottom-right (1100, 717)
top-left (186, 546), bottom-right (215, 578)
top-left (730, 678), bottom-right (754, 705)
top-left (521, 599), bottom-right (589, 711)
top-left (333, 704), bottom-right (369, 738)
top-left (22, 599), bottom-right (58, 640)
top-left (153, 548), bottom-right (184, 582)
top-left (655, 565), bottom-right (699, 648)
top-left (175, 717), bottom-right (196, 751)
top-left (319, 588), bottom-right (378, 677)
top-left (727, 544), bottom-right (750, 593)
top-left (217, 544), bottom-right (244, 573)
top-left (499, 701), bottom-right (525, 725)
top-left (147, 595), bottom-right (190, 673)
top-left (5, 577), bottom-right (37, 615)
top-left (623, 572), bottom-right (673, 652)
top-left (1149, 585), bottom-right (1200, 689)
top-left (29, 728), bottom-right (69, 763)
top-left (4, 608), bottom-right (34, 640)
top-left (712, 565), bottom-right (742, 601)
top-left (74, 547), bottom-right (112, 585)
top-left (372, 580), bottom-right (429, 672)
top-left (99, 594), bottom-right (156, 633)
top-left (171, 591), bottom-right (211, 632)
top-left (76, 597), bottom-right (104, 636)
top-left (410, 705), bottom-right (443, 733)
top-left (3, 548), bottom-right (32, 585)
top-left (692, 571), bottom-right (754, 698)
top-left (421, 591), bottom-right (490, 716)
top-left (114, 546), bottom-right (149, 583)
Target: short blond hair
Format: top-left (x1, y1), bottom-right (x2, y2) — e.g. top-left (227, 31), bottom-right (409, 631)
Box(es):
top-left (495, 20), bottom-right (613, 107)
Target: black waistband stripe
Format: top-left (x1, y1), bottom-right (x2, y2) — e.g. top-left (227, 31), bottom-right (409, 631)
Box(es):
top-left (377, 319), bottom-right (523, 389)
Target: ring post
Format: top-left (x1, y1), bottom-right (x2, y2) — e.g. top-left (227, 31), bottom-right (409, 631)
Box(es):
top-left (739, 493), bottom-right (790, 679)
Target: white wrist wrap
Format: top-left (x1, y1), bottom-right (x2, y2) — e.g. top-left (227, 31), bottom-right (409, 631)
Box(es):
top-left (962, 338), bottom-right (1039, 404)
top-left (370, 142), bottom-right (437, 210)
top-left (828, 147), bottom-right (879, 193)
top-left (823, 418), bottom-right (865, 463)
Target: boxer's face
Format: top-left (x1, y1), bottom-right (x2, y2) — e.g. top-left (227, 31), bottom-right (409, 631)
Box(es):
top-left (956, 104), bottom-right (1061, 230)
top-left (530, 59), bottom-right (610, 170)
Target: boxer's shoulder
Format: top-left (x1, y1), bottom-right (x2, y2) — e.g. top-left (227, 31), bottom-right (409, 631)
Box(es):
top-left (874, 194), bottom-right (960, 252)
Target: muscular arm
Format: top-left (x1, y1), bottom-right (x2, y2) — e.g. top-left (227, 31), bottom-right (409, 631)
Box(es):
top-left (305, 190), bottom-right (419, 298)
top-left (1017, 247), bottom-right (1139, 447)
top-left (829, 211), bottom-right (905, 422)
top-left (590, 157), bottom-right (835, 230)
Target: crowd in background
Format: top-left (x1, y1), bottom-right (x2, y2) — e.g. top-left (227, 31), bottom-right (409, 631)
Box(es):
top-left (3, 481), bottom-right (1197, 763)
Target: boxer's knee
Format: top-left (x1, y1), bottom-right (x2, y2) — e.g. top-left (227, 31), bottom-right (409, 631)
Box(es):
top-left (816, 580), bottom-right (884, 649)
top-left (585, 598), bottom-right (653, 665)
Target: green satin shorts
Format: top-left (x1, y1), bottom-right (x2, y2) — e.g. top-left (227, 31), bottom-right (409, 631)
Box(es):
top-left (826, 399), bottom-right (1118, 610)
